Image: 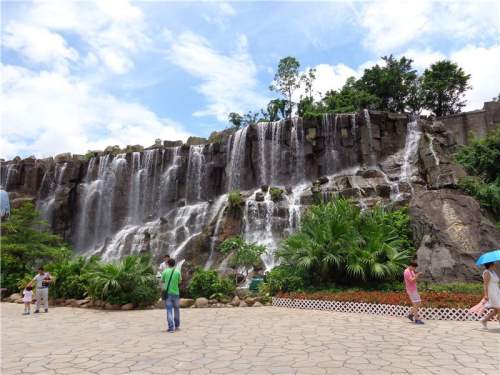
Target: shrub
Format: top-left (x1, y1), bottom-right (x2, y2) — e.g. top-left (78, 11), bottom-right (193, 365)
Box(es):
top-left (86, 255), bottom-right (159, 306)
top-left (269, 187), bottom-right (284, 201)
top-left (0, 202), bottom-right (70, 294)
top-left (458, 176), bottom-right (500, 221)
top-left (47, 256), bottom-right (99, 299)
top-left (278, 198), bottom-right (411, 288)
top-left (264, 266), bottom-right (305, 295)
top-left (219, 236), bottom-right (266, 277)
top-left (187, 268), bottom-right (235, 299)
top-left (228, 190), bottom-right (242, 209)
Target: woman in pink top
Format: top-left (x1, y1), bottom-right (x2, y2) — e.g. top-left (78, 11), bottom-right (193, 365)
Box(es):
top-left (404, 261), bottom-right (424, 324)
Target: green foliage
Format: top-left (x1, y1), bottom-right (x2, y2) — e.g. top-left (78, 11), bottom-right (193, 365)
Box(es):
top-left (357, 55), bottom-right (418, 113)
top-left (455, 128), bottom-right (500, 182)
top-left (269, 187), bottom-right (284, 201)
top-left (187, 268), bottom-right (235, 299)
top-left (219, 236), bottom-right (266, 276)
top-left (228, 190), bottom-right (242, 209)
top-left (455, 128), bottom-right (500, 221)
top-left (0, 202), bottom-right (70, 293)
top-left (421, 60), bottom-right (471, 117)
top-left (419, 282), bottom-right (483, 294)
top-left (86, 255), bottom-right (159, 306)
top-left (47, 256), bottom-right (99, 299)
top-left (264, 265), bottom-right (305, 295)
top-left (458, 177), bottom-right (500, 220)
top-left (228, 112), bottom-right (243, 129)
top-left (383, 206), bottom-right (415, 254)
top-left (208, 131), bottom-right (223, 144)
top-left (269, 56), bottom-right (301, 119)
top-left (300, 67), bottom-right (316, 100)
top-left (277, 199), bottom-right (412, 288)
top-left (322, 77), bottom-right (381, 114)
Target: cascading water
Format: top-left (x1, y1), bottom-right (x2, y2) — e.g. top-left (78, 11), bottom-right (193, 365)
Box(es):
top-left (227, 126), bottom-right (249, 191)
top-left (321, 113), bottom-right (339, 175)
top-left (400, 114), bottom-right (422, 183)
top-left (186, 145), bottom-right (205, 202)
top-left (363, 109), bottom-right (376, 166)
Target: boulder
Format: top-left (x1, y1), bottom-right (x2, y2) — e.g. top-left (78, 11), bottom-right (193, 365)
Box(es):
top-left (253, 302), bottom-right (264, 307)
top-left (239, 300), bottom-right (248, 307)
top-left (255, 192), bottom-right (265, 202)
top-left (316, 176), bottom-right (329, 185)
top-left (65, 299), bottom-right (77, 306)
top-left (194, 297), bottom-right (209, 308)
top-left (208, 299), bottom-right (218, 305)
top-left (179, 298), bottom-right (195, 308)
top-left (244, 297), bottom-right (258, 306)
top-left (104, 303), bottom-right (121, 310)
top-left (74, 299), bottom-right (90, 307)
top-left (356, 168), bottom-right (384, 179)
top-left (8, 293), bottom-right (21, 302)
top-left (121, 303), bottom-right (135, 310)
top-left (410, 189), bottom-right (500, 282)
top-left (230, 296), bottom-right (240, 307)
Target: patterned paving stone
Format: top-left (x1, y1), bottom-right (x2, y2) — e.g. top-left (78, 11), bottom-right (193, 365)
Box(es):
top-left (1, 303), bottom-right (499, 375)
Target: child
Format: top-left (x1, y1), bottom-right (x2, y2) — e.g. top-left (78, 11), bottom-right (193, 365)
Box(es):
top-left (404, 260), bottom-right (424, 324)
top-left (22, 286), bottom-right (33, 315)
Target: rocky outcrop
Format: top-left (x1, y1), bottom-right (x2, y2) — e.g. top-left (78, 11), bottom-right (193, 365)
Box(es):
top-left (410, 189), bottom-right (500, 282)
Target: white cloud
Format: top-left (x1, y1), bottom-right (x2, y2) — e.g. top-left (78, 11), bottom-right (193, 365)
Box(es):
top-left (0, 65), bottom-right (190, 159)
top-left (167, 31), bottom-right (268, 121)
top-left (3, 22), bottom-right (79, 72)
top-left (360, 0), bottom-right (431, 54)
top-left (358, 1), bottom-right (500, 55)
top-left (401, 49), bottom-right (446, 71)
top-left (450, 44), bottom-right (500, 110)
top-left (4, 0), bottom-right (148, 75)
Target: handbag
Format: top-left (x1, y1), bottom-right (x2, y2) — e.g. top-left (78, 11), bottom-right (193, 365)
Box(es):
top-left (161, 269), bottom-right (175, 301)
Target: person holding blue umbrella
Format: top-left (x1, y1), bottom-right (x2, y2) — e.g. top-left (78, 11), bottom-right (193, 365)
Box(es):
top-left (477, 250), bottom-right (500, 329)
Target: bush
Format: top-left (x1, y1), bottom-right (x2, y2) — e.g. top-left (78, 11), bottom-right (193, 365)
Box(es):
top-left (269, 187), bottom-right (284, 201)
top-left (264, 266), bottom-right (305, 295)
top-left (219, 236), bottom-right (266, 277)
top-left (187, 268), bottom-right (235, 299)
top-left (458, 176), bottom-right (500, 221)
top-left (47, 256), bottom-right (99, 299)
top-left (277, 198), bottom-right (412, 288)
top-left (0, 202), bottom-right (70, 294)
top-left (86, 255), bottom-right (159, 306)
top-left (228, 190), bottom-right (242, 209)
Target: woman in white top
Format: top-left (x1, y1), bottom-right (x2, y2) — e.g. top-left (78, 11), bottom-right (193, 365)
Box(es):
top-left (480, 262), bottom-right (500, 329)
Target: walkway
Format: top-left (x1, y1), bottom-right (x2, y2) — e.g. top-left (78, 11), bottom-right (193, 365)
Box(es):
top-left (1, 303), bottom-right (499, 375)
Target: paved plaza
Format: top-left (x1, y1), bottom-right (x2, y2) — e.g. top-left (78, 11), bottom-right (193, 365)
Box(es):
top-left (1, 303), bottom-right (499, 375)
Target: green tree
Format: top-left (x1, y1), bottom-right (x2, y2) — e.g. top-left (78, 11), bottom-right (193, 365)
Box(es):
top-left (219, 236), bottom-right (266, 278)
top-left (228, 112), bottom-right (243, 129)
top-left (269, 56), bottom-right (301, 119)
top-left (187, 268), bottom-right (235, 299)
top-left (421, 60), bottom-right (471, 117)
top-left (0, 202), bottom-right (70, 293)
top-left (322, 77), bottom-right (381, 113)
top-left (264, 99), bottom-right (287, 122)
top-left (300, 67), bottom-right (317, 100)
top-left (358, 55), bottom-right (418, 112)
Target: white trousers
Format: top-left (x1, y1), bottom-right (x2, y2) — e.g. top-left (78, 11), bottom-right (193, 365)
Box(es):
top-left (35, 288), bottom-right (49, 311)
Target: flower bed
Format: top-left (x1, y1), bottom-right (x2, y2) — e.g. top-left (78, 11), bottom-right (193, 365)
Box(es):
top-left (275, 290), bottom-right (481, 309)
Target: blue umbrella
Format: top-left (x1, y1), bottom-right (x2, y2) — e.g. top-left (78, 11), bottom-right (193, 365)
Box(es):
top-left (476, 250), bottom-right (500, 266)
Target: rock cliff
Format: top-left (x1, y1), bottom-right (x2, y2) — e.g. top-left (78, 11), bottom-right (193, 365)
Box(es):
top-left (2, 103), bottom-right (499, 282)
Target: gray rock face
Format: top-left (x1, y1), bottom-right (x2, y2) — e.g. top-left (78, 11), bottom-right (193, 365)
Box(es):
top-left (2, 105), bottom-right (499, 282)
top-left (410, 189), bottom-right (500, 282)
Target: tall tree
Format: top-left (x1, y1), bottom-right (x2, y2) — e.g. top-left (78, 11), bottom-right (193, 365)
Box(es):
top-left (358, 55), bottom-right (418, 112)
top-left (300, 67), bottom-right (317, 100)
top-left (269, 56), bottom-right (301, 120)
top-left (421, 60), bottom-right (471, 117)
top-left (228, 112), bottom-right (243, 129)
top-left (322, 77), bottom-right (380, 113)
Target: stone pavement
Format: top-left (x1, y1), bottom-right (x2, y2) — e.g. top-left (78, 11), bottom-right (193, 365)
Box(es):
top-left (1, 303), bottom-right (499, 375)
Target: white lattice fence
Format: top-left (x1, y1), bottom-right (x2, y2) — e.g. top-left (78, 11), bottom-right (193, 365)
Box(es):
top-left (272, 297), bottom-right (497, 321)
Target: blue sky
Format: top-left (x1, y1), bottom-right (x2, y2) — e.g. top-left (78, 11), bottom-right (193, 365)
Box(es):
top-left (2, 0), bottom-right (500, 159)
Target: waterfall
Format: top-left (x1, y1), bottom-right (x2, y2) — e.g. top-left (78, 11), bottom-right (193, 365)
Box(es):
top-left (256, 123), bottom-right (268, 186)
top-left (227, 126), bottom-right (249, 191)
top-left (363, 109), bottom-right (376, 166)
top-left (426, 133), bottom-right (440, 166)
top-left (0, 164), bottom-right (16, 190)
top-left (291, 117), bottom-right (305, 182)
top-left (321, 113), bottom-right (339, 175)
top-left (186, 145), bottom-right (205, 202)
top-left (400, 114), bottom-right (422, 182)
top-left (205, 194), bottom-right (228, 269)
top-left (159, 147), bottom-right (181, 213)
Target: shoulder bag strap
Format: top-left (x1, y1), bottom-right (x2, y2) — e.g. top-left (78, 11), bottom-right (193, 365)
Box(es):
top-left (164, 269), bottom-right (175, 295)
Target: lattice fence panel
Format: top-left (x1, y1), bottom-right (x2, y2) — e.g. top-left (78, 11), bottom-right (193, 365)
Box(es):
top-left (272, 297), bottom-right (497, 321)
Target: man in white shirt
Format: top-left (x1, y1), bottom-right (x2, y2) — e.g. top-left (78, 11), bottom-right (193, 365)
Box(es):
top-left (29, 267), bottom-right (52, 313)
